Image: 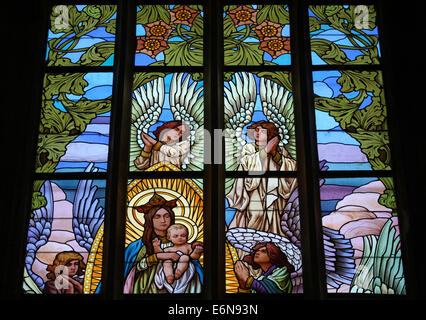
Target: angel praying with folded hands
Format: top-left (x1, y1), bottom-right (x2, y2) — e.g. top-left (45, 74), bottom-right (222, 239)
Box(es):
top-left (134, 120), bottom-right (191, 170)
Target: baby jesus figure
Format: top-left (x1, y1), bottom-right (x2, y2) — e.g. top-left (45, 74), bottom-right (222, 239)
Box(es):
top-left (153, 224), bottom-right (203, 285)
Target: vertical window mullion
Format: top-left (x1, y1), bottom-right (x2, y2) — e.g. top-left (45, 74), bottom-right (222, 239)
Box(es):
top-left (290, 0), bottom-right (326, 299)
top-left (102, 0), bottom-right (135, 299)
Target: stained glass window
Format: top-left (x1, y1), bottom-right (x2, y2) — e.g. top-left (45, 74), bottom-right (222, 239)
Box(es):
top-left (38, 72), bottom-right (113, 173)
top-left (223, 4), bottom-right (303, 294)
top-left (16, 1), bottom-right (411, 300)
top-left (124, 169), bottom-right (204, 293)
top-left (47, 5), bottom-right (117, 66)
top-left (309, 5), bottom-right (380, 65)
top-left (122, 3), bottom-right (205, 294)
top-left (129, 72), bottom-right (204, 172)
top-left (224, 5), bottom-right (291, 66)
top-left (135, 5), bottom-right (203, 66)
top-left (310, 5), bottom-right (406, 294)
top-left (23, 4), bottom-right (116, 294)
top-left (313, 70), bottom-right (389, 171)
top-left (24, 178), bottom-right (105, 294)
top-left (224, 71), bottom-right (296, 172)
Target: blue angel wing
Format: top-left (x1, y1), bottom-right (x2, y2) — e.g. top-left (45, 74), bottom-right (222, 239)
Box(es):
top-left (24, 180), bottom-right (54, 292)
top-left (72, 163), bottom-right (104, 252)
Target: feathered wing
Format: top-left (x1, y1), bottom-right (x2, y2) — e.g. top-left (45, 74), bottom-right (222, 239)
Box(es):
top-left (226, 228), bottom-right (303, 272)
top-left (224, 72), bottom-right (256, 195)
top-left (129, 77), bottom-right (165, 170)
top-left (24, 180), bottom-right (54, 293)
top-left (280, 161), bottom-right (356, 292)
top-left (72, 163), bottom-right (105, 252)
top-left (259, 77), bottom-right (296, 159)
top-left (169, 73), bottom-right (204, 170)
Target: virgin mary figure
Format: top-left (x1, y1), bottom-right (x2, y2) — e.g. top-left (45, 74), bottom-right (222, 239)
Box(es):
top-left (123, 193), bottom-right (203, 293)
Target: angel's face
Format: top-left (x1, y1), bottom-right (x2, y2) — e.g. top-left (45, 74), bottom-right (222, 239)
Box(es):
top-left (159, 125), bottom-right (186, 144)
top-left (253, 246), bottom-right (270, 264)
top-left (65, 259), bottom-right (80, 277)
top-left (253, 126), bottom-right (268, 146)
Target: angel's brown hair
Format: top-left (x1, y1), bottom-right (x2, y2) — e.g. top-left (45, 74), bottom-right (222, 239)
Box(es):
top-left (153, 120), bottom-right (190, 142)
top-left (46, 251), bottom-right (86, 280)
top-left (246, 121), bottom-right (279, 141)
top-left (243, 242), bottom-right (295, 273)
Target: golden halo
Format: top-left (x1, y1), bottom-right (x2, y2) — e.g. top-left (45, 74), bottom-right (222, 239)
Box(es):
top-left (127, 187), bottom-right (190, 233)
top-left (125, 163), bottom-right (204, 247)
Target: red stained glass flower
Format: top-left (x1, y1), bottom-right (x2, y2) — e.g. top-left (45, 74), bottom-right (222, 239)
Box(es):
top-left (169, 5), bottom-right (200, 26)
top-left (227, 5), bottom-right (258, 27)
top-left (259, 36), bottom-right (291, 58)
top-left (253, 21), bottom-right (283, 40)
top-left (144, 20), bottom-right (175, 39)
top-left (136, 36), bottom-right (169, 58)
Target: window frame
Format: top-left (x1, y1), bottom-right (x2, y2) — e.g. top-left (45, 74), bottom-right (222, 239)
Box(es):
top-left (3, 0), bottom-right (419, 301)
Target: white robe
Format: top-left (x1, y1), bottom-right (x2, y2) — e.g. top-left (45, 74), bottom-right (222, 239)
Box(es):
top-left (226, 143), bottom-right (297, 236)
top-left (154, 251), bottom-right (196, 294)
top-left (135, 140), bottom-right (190, 170)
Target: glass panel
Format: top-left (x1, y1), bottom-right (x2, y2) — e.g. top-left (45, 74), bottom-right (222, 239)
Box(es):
top-left (37, 72), bottom-right (113, 173)
top-left (135, 5), bottom-right (203, 66)
top-left (313, 70), bottom-right (390, 171)
top-left (225, 178), bottom-right (302, 293)
top-left (309, 5), bottom-right (380, 65)
top-left (130, 72), bottom-right (204, 171)
top-left (224, 71), bottom-right (296, 171)
top-left (23, 178), bottom-right (106, 294)
top-left (47, 5), bottom-right (117, 66)
top-left (320, 177), bottom-right (406, 294)
top-left (124, 174), bottom-right (204, 294)
top-left (224, 5), bottom-right (291, 66)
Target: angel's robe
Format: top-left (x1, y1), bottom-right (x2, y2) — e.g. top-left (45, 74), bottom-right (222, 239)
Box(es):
top-left (226, 143), bottom-right (298, 236)
top-left (242, 265), bottom-right (292, 294)
top-left (134, 140), bottom-right (190, 170)
top-left (123, 236), bottom-right (203, 294)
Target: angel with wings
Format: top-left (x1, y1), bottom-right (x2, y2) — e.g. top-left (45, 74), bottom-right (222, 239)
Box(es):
top-left (131, 73), bottom-right (204, 171)
top-left (225, 72), bottom-right (297, 237)
top-left (23, 163), bottom-right (105, 294)
top-left (226, 161), bottom-right (357, 293)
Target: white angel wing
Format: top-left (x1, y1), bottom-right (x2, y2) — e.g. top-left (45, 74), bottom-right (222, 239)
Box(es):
top-left (224, 72), bottom-right (256, 171)
top-left (129, 77), bottom-right (165, 170)
top-left (226, 227), bottom-right (302, 271)
top-left (259, 77), bottom-right (296, 159)
top-left (169, 73), bottom-right (204, 170)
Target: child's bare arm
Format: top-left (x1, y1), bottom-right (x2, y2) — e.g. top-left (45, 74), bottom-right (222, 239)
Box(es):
top-left (190, 244), bottom-right (203, 260)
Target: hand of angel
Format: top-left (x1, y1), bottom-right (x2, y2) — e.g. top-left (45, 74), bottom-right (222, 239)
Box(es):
top-left (141, 133), bottom-right (157, 152)
top-left (265, 136), bottom-right (279, 155)
top-left (234, 260), bottom-right (250, 288)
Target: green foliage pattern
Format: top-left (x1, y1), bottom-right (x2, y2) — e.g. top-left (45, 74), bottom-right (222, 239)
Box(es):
top-left (48, 5), bottom-right (116, 66)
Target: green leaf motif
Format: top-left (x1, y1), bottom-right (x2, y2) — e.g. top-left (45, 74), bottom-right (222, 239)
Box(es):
top-left (311, 38), bottom-right (348, 64)
top-left (43, 73), bottom-right (88, 99)
top-left (224, 41), bottom-right (263, 66)
top-left (164, 41), bottom-right (203, 66)
top-left (256, 5), bottom-right (289, 25)
top-left (80, 41), bottom-right (115, 66)
top-left (137, 5), bottom-right (170, 25)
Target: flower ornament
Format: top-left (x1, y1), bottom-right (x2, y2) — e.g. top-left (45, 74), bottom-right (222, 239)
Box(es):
top-left (144, 20), bottom-right (175, 39)
top-left (259, 36), bottom-right (290, 58)
top-left (227, 5), bottom-right (258, 27)
top-left (169, 5), bottom-right (200, 26)
top-left (136, 37), bottom-right (169, 58)
top-left (253, 21), bottom-right (283, 40)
